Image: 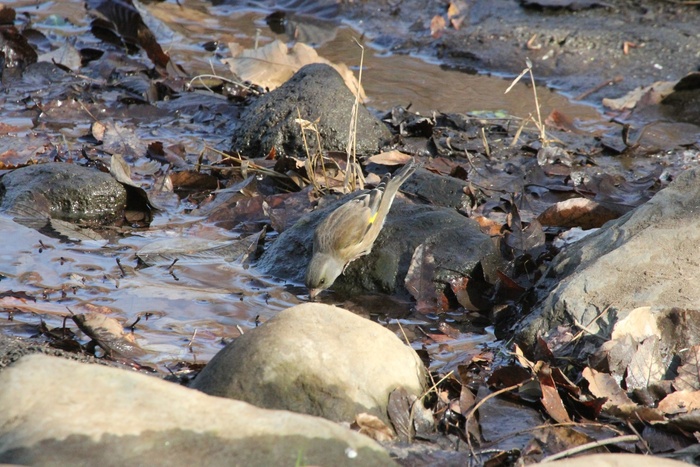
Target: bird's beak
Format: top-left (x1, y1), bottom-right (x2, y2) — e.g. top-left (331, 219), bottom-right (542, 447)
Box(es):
top-left (308, 289), bottom-right (321, 301)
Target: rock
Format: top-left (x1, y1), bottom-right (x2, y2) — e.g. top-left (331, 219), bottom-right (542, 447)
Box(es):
top-left (514, 167), bottom-right (700, 354)
top-left (231, 63), bottom-right (391, 159)
top-left (400, 168), bottom-right (473, 211)
top-left (0, 354), bottom-right (395, 466)
top-left (190, 303), bottom-right (427, 426)
top-left (0, 162), bottom-right (127, 225)
top-left (257, 197), bottom-right (496, 296)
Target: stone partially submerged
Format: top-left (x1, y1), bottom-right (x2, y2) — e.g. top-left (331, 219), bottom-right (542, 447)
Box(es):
top-left (257, 193), bottom-right (497, 297)
top-left (0, 162), bottom-right (127, 225)
top-left (231, 63), bottom-right (391, 159)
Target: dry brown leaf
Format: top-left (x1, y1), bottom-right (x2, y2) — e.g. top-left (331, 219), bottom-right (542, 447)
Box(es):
top-left (224, 40), bottom-right (366, 100)
top-left (538, 363), bottom-right (572, 424)
top-left (514, 344), bottom-right (536, 370)
top-left (447, 2), bottom-right (461, 17)
top-left (611, 306), bottom-right (659, 342)
top-left (625, 336), bottom-right (666, 390)
top-left (430, 15), bottom-right (446, 38)
top-left (366, 150), bottom-right (413, 166)
top-left (352, 413), bottom-right (395, 442)
top-left (602, 81), bottom-right (676, 110)
top-left (582, 366), bottom-right (634, 409)
top-left (658, 390), bottom-right (700, 415)
top-left (674, 345), bottom-right (700, 391)
top-left (71, 312), bottom-right (145, 359)
top-left (473, 215), bottom-right (503, 237)
top-left (538, 197), bottom-right (620, 229)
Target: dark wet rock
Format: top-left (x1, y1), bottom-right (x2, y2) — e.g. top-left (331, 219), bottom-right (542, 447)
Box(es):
top-left (0, 354), bottom-right (395, 466)
top-left (257, 194), bottom-right (495, 296)
top-left (514, 167), bottom-right (700, 356)
top-left (0, 162), bottom-right (127, 225)
top-left (231, 63), bottom-right (391, 159)
top-left (400, 168), bottom-right (472, 211)
top-left (0, 25), bottom-right (38, 82)
top-left (191, 303), bottom-right (427, 426)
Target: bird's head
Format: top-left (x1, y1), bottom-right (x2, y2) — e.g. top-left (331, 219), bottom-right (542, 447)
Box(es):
top-left (305, 252), bottom-right (345, 300)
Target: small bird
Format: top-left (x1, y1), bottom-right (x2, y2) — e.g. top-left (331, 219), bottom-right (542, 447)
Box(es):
top-left (305, 159), bottom-right (419, 299)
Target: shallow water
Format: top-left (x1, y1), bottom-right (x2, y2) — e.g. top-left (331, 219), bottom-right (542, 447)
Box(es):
top-left (2, 0), bottom-right (627, 372)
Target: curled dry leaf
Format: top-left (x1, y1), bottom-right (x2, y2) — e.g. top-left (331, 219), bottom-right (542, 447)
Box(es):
top-left (538, 197), bottom-right (621, 229)
top-left (71, 312), bottom-right (145, 359)
top-left (351, 413), bottom-right (395, 442)
top-left (224, 39), bottom-right (366, 100)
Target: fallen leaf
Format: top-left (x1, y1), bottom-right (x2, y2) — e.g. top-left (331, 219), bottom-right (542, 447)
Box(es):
top-left (405, 243), bottom-right (437, 314)
top-left (674, 345), bottom-right (700, 391)
top-left (430, 15), bottom-right (446, 38)
top-left (625, 336), bottom-right (666, 390)
top-left (71, 311), bottom-right (145, 359)
top-left (387, 387), bottom-right (413, 442)
top-left (602, 81), bottom-right (676, 111)
top-left (582, 366), bottom-right (633, 409)
top-left (658, 390), bottom-right (700, 415)
top-left (351, 413), bottom-right (395, 442)
top-left (611, 306), bottom-right (659, 342)
top-left (537, 363), bottom-right (572, 423)
top-left (223, 39), bottom-right (365, 100)
top-left (537, 197), bottom-right (621, 229)
top-left (367, 150), bottom-right (413, 166)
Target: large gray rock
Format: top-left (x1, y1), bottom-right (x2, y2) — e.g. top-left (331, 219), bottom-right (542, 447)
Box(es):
top-left (191, 303), bottom-right (427, 425)
top-left (0, 162), bottom-right (127, 225)
top-left (257, 198), bottom-right (496, 296)
top-left (0, 354), bottom-right (394, 466)
top-left (231, 63), bottom-right (391, 158)
top-left (515, 167), bottom-right (700, 353)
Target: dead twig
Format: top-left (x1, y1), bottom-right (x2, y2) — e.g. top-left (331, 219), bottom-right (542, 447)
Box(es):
top-left (539, 434), bottom-right (640, 462)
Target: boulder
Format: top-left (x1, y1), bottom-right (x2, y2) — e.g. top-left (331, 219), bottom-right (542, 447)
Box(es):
top-left (191, 303), bottom-right (427, 426)
top-left (0, 354), bottom-right (394, 466)
top-left (515, 167), bottom-right (700, 354)
top-left (231, 63), bottom-right (391, 159)
top-left (257, 197), bottom-right (496, 296)
top-left (0, 162), bottom-right (127, 225)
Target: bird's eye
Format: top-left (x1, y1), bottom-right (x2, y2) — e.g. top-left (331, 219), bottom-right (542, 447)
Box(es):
top-left (319, 278), bottom-right (325, 285)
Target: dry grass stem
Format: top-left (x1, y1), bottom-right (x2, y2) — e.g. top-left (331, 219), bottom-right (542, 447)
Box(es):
top-left (343, 37), bottom-right (366, 193)
top-left (505, 58), bottom-right (549, 146)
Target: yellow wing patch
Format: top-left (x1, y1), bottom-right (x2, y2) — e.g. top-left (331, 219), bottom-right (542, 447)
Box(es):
top-left (368, 211), bottom-right (378, 224)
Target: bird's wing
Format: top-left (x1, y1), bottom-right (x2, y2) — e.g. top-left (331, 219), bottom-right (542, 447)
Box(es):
top-left (314, 193), bottom-right (373, 254)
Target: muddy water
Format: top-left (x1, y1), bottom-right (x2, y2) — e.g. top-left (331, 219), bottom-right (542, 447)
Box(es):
top-left (159, 1), bottom-right (603, 120)
top-left (2, 0), bottom-right (608, 372)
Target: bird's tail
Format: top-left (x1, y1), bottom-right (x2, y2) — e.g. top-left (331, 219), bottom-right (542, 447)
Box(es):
top-left (366, 158), bottom-right (419, 234)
